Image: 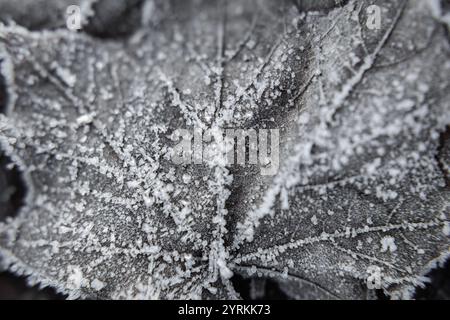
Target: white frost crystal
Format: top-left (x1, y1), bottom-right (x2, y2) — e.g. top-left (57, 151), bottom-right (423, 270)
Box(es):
top-left (91, 279), bottom-right (106, 291)
top-left (380, 236), bottom-right (397, 253)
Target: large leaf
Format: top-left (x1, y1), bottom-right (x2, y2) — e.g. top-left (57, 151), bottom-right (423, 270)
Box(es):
top-left (0, 0), bottom-right (449, 299)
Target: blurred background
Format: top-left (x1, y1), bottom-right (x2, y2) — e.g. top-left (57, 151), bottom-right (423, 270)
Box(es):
top-left (0, 0), bottom-right (449, 300)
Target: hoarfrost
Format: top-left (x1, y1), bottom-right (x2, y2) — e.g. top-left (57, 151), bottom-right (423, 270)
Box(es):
top-left (0, 0), bottom-right (449, 300)
top-left (380, 236), bottom-right (397, 253)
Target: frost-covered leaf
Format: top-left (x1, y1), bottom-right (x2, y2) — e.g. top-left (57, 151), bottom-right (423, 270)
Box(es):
top-left (231, 0), bottom-right (450, 299)
top-left (0, 0), bottom-right (449, 300)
